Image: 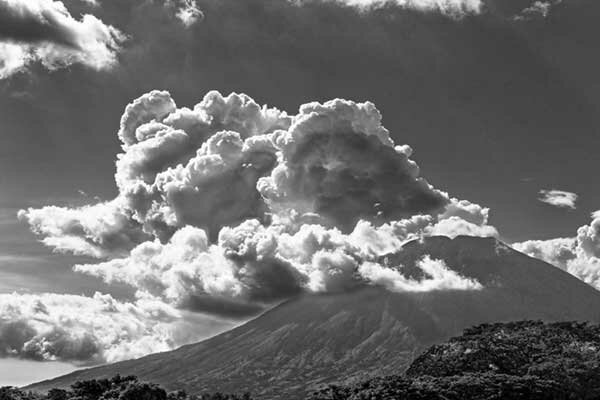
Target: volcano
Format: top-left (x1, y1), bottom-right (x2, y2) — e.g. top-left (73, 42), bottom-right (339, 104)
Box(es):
top-left (27, 236), bottom-right (600, 398)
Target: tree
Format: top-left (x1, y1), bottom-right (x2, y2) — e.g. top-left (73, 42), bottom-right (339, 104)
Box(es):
top-left (117, 382), bottom-right (166, 400)
top-left (47, 389), bottom-right (68, 400)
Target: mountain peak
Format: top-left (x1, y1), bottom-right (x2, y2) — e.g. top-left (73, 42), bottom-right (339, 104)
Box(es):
top-left (28, 237), bottom-right (600, 399)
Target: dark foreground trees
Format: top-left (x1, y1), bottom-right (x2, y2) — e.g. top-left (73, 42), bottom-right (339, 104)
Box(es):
top-left (0, 376), bottom-right (252, 400)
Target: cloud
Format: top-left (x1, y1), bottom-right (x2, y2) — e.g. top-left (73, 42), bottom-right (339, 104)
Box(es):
top-left (426, 216), bottom-right (498, 239)
top-left (256, 99), bottom-right (449, 231)
top-left (171, 0), bottom-right (203, 27)
top-left (74, 216), bottom-right (484, 312)
top-left (430, 198), bottom-right (498, 238)
top-left (0, 292), bottom-right (186, 364)
top-left (303, 0), bottom-right (482, 16)
top-left (513, 211), bottom-right (600, 289)
top-left (514, 0), bottom-right (562, 21)
top-left (21, 90), bottom-right (446, 256)
top-left (21, 90), bottom-right (495, 319)
top-left (359, 255), bottom-right (482, 292)
top-left (512, 237), bottom-right (577, 268)
top-left (577, 213), bottom-right (600, 259)
top-left (18, 200), bottom-right (149, 258)
top-left (0, 0), bottom-right (125, 79)
top-left (538, 189), bottom-right (578, 210)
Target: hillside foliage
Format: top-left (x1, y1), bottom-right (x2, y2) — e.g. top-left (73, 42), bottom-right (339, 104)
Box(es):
top-left (310, 320), bottom-right (600, 400)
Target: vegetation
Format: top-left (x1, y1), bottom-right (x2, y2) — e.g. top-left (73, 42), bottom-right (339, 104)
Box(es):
top-left (310, 321), bottom-right (600, 400)
top-left (0, 376), bottom-right (253, 400)
top-left (3, 321), bottom-right (600, 400)
top-left (307, 373), bottom-right (564, 400)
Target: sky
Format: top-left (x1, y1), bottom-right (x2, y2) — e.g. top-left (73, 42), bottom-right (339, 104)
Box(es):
top-left (1, 0), bottom-right (600, 387)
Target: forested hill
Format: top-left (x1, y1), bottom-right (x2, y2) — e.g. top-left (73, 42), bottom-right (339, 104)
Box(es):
top-left (310, 320), bottom-right (600, 400)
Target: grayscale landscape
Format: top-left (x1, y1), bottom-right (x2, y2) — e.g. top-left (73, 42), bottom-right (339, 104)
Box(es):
top-left (1, 0), bottom-right (599, 399)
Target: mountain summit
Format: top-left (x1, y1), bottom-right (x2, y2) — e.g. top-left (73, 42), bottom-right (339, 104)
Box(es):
top-left (28, 236), bottom-right (600, 398)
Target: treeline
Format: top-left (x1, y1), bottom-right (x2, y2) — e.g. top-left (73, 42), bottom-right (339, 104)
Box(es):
top-left (0, 375), bottom-right (253, 400)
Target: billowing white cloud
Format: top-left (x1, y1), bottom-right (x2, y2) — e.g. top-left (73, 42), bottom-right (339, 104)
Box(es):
top-left (359, 255), bottom-right (482, 292)
top-left (513, 211), bottom-right (600, 289)
top-left (256, 98), bottom-right (449, 231)
top-left (0, 292), bottom-right (184, 364)
top-left (430, 198), bottom-right (498, 238)
top-left (426, 216), bottom-right (498, 239)
top-left (75, 216), bottom-right (483, 313)
top-left (438, 198), bottom-right (490, 226)
top-left (18, 199), bottom-right (148, 258)
top-left (21, 90), bottom-right (450, 256)
top-left (577, 214), bottom-right (600, 259)
top-left (0, 0), bottom-right (125, 79)
top-left (20, 90), bottom-right (494, 321)
top-left (0, 42), bottom-right (30, 77)
top-left (512, 237), bottom-right (576, 268)
top-left (538, 189), bottom-right (578, 209)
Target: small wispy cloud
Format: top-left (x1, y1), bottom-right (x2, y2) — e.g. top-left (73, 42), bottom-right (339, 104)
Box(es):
top-left (538, 189), bottom-right (578, 210)
top-left (175, 0), bottom-right (203, 27)
top-left (513, 0), bottom-right (562, 21)
top-left (164, 0), bottom-right (203, 27)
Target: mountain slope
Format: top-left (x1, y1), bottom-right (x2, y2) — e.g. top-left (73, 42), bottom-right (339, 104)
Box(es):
top-left (28, 236), bottom-right (600, 398)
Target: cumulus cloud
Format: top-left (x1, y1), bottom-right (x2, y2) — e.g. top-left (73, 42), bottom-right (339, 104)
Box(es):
top-left (0, 0), bottom-right (124, 79)
top-left (513, 211), bottom-right (600, 289)
top-left (359, 255), bottom-right (482, 292)
top-left (21, 90), bottom-right (495, 320)
top-left (512, 237), bottom-right (576, 268)
top-left (306, 0), bottom-right (482, 16)
top-left (75, 217), bottom-right (483, 313)
top-left (257, 99), bottom-right (449, 231)
top-left (538, 189), bottom-right (578, 209)
top-left (430, 198), bottom-right (498, 238)
top-left (425, 216), bottom-right (498, 239)
top-left (18, 199), bottom-right (149, 258)
top-left (0, 292), bottom-right (186, 364)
